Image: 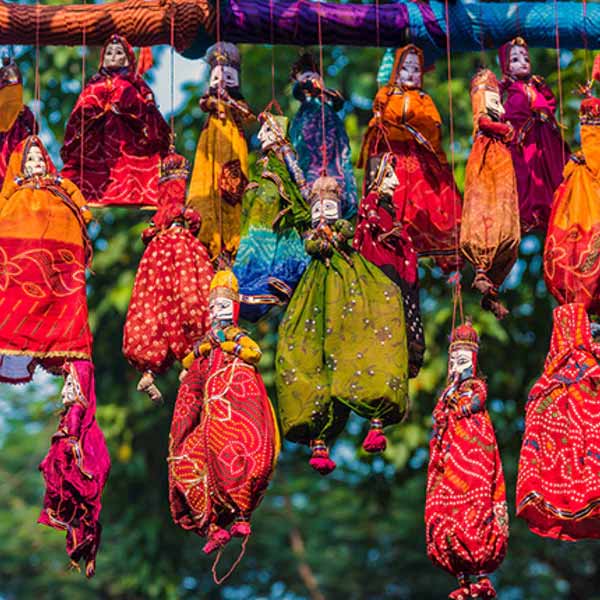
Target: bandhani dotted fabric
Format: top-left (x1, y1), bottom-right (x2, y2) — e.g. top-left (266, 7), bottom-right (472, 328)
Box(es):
top-left (461, 69), bottom-right (520, 319)
top-left (187, 43), bottom-right (252, 260)
top-left (0, 57), bottom-right (35, 188)
top-left (499, 37), bottom-right (569, 233)
top-left (123, 150), bottom-right (213, 377)
top-left (425, 321), bottom-right (508, 599)
top-left (61, 34), bottom-right (170, 207)
top-left (517, 302), bottom-right (600, 541)
top-left (38, 361), bottom-right (111, 578)
top-left (0, 136), bottom-right (92, 383)
top-left (354, 152), bottom-right (425, 378)
top-left (169, 271), bottom-right (279, 560)
top-left (359, 45), bottom-right (462, 273)
top-left (544, 96), bottom-right (600, 314)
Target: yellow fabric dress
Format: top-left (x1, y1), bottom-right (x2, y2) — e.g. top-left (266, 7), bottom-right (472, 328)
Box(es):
top-left (187, 97), bottom-right (252, 260)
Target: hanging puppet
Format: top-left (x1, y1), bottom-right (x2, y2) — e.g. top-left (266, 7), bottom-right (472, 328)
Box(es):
top-left (61, 34), bottom-right (170, 207)
top-left (168, 270), bottom-right (279, 572)
top-left (359, 44), bottom-right (462, 272)
top-left (461, 69), bottom-right (520, 319)
top-left (38, 361), bottom-right (110, 577)
top-left (123, 148), bottom-right (214, 402)
top-left (0, 54), bottom-right (35, 187)
top-left (425, 319), bottom-right (509, 600)
top-left (233, 111), bottom-right (310, 321)
top-left (187, 42), bottom-right (253, 261)
top-left (276, 175), bottom-right (408, 475)
top-left (0, 136), bottom-right (93, 384)
top-left (289, 52), bottom-right (358, 218)
top-left (354, 152), bottom-right (425, 377)
top-left (517, 303), bottom-right (600, 540)
top-left (544, 80), bottom-right (600, 313)
top-left (498, 37), bottom-right (569, 232)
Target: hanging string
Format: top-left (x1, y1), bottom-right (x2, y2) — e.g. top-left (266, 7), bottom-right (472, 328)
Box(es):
top-left (170, 9), bottom-right (176, 140)
top-left (375, 0), bottom-right (380, 49)
top-left (34, 0), bottom-right (41, 129)
top-left (317, 0), bottom-right (328, 178)
top-left (443, 0), bottom-right (464, 328)
top-left (553, 0), bottom-right (566, 167)
top-left (79, 5), bottom-right (87, 190)
top-left (477, 0), bottom-right (485, 66)
top-left (265, 0), bottom-right (283, 115)
top-left (214, 0), bottom-right (225, 261)
top-left (582, 0), bottom-right (590, 82)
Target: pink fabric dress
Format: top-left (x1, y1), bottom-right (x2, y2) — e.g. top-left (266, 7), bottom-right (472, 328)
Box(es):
top-left (38, 360), bottom-right (111, 577)
top-left (499, 40), bottom-right (569, 232)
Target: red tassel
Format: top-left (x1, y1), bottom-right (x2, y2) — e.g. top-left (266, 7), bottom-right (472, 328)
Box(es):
top-left (309, 440), bottom-right (336, 475)
top-left (230, 521), bottom-right (252, 537)
top-left (449, 577), bottom-right (496, 600)
top-left (362, 418), bottom-right (387, 453)
top-left (203, 526), bottom-right (231, 555)
top-left (137, 47), bottom-right (153, 76)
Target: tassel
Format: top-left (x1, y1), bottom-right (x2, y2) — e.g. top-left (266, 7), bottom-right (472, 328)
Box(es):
top-left (137, 47), bottom-right (153, 76)
top-left (362, 418), bottom-right (387, 453)
top-left (309, 439), bottom-right (336, 475)
top-left (449, 576), bottom-right (496, 600)
top-left (230, 520), bottom-right (252, 537)
top-left (203, 525), bottom-right (231, 555)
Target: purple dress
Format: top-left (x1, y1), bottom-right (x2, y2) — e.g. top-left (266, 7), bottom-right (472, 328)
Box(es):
top-left (499, 40), bottom-right (569, 233)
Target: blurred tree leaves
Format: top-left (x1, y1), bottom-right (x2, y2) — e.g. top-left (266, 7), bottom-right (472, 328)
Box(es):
top-left (2, 14), bottom-right (600, 600)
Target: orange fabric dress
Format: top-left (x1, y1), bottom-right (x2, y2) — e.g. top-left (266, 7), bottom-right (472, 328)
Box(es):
top-left (461, 69), bottom-right (520, 317)
top-left (544, 97), bottom-right (600, 314)
top-left (359, 45), bottom-right (462, 272)
top-left (0, 137), bottom-right (92, 383)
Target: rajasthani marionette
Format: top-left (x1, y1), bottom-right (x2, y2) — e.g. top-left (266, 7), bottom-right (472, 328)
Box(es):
top-left (289, 52), bottom-right (358, 218)
top-left (38, 361), bottom-right (110, 577)
top-left (61, 34), bottom-right (170, 207)
top-left (359, 44), bottom-right (462, 272)
top-left (544, 87), bottom-right (600, 312)
top-left (188, 42), bottom-right (253, 261)
top-left (0, 136), bottom-right (93, 383)
top-left (169, 270), bottom-right (279, 566)
top-left (233, 111), bottom-right (310, 320)
top-left (517, 303), bottom-right (600, 540)
top-left (354, 152), bottom-right (424, 377)
top-left (461, 69), bottom-right (520, 319)
top-left (276, 176), bottom-right (408, 475)
top-left (123, 149), bottom-right (214, 402)
top-left (0, 54), bottom-right (35, 187)
top-left (425, 319), bottom-right (508, 599)
top-left (499, 37), bottom-right (569, 232)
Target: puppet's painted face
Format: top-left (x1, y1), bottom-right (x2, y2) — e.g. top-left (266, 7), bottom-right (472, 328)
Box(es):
top-left (257, 121), bottom-right (281, 151)
top-left (311, 199), bottom-right (340, 226)
top-left (508, 45), bottom-right (531, 79)
top-left (103, 42), bottom-right (129, 70)
top-left (296, 70), bottom-right (322, 86)
top-left (484, 89), bottom-right (505, 120)
top-left (397, 51), bottom-right (422, 89)
top-left (209, 296), bottom-right (234, 322)
top-left (448, 348), bottom-right (474, 378)
top-left (24, 146), bottom-right (46, 177)
top-left (378, 163), bottom-right (399, 197)
top-left (61, 373), bottom-right (78, 406)
top-left (209, 65), bottom-right (239, 89)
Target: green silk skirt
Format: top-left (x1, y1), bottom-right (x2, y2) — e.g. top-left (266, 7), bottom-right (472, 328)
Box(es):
top-left (276, 250), bottom-right (409, 446)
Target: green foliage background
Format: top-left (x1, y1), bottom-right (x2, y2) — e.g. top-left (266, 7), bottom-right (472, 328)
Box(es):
top-left (1, 15), bottom-right (600, 600)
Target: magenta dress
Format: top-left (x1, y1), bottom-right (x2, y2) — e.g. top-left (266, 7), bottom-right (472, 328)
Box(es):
top-left (499, 40), bottom-right (569, 232)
